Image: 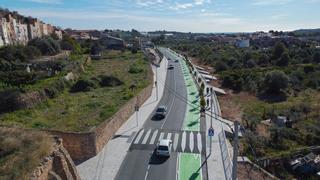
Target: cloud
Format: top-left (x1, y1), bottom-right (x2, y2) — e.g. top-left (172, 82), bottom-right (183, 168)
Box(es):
top-left (136, 0), bottom-right (164, 7)
top-left (169, 0), bottom-right (211, 10)
top-left (252, 0), bottom-right (292, 6)
top-left (23, 0), bottom-right (63, 4)
top-left (170, 3), bottom-right (194, 10)
top-left (194, 0), bottom-right (205, 5)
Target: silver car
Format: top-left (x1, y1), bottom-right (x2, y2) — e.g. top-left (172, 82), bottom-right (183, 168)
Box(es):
top-left (156, 139), bottom-right (172, 157)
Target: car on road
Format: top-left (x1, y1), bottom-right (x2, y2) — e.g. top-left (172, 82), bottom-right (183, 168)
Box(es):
top-left (156, 139), bottom-right (172, 157)
top-left (168, 64), bottom-right (174, 69)
top-left (155, 106), bottom-right (167, 118)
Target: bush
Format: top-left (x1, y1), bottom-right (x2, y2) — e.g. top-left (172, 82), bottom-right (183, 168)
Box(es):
top-left (99, 75), bottom-right (123, 87)
top-left (277, 52), bottom-right (290, 66)
top-left (215, 61), bottom-right (228, 72)
top-left (129, 64), bottom-right (144, 74)
top-left (263, 70), bottom-right (289, 94)
top-left (70, 78), bottom-right (98, 92)
top-left (90, 42), bottom-right (103, 55)
top-left (28, 37), bottom-right (60, 55)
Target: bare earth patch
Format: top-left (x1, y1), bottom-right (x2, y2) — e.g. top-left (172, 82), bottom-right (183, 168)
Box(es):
top-left (238, 163), bottom-right (274, 180)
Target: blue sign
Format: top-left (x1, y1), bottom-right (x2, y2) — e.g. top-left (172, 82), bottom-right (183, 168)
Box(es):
top-left (208, 127), bottom-right (214, 137)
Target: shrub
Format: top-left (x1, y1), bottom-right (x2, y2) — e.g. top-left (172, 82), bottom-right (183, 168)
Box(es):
top-left (215, 61), bottom-right (228, 72)
top-left (277, 52), bottom-right (290, 66)
top-left (28, 37), bottom-right (60, 56)
top-left (70, 78), bottom-right (98, 92)
top-left (99, 75), bottom-right (123, 87)
top-left (263, 70), bottom-right (289, 94)
top-left (129, 64), bottom-right (143, 74)
top-left (0, 128), bottom-right (51, 180)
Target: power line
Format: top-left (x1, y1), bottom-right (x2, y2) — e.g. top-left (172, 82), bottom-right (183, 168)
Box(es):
top-left (159, 56), bottom-right (258, 165)
top-left (157, 77), bottom-right (235, 132)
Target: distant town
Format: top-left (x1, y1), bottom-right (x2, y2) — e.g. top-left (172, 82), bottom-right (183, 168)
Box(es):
top-left (1, 6), bottom-right (320, 180)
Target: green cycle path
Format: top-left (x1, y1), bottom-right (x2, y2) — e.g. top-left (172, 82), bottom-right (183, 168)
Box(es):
top-left (178, 57), bottom-right (202, 180)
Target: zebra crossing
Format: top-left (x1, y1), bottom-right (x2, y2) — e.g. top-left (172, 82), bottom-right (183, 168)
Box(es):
top-left (129, 128), bottom-right (206, 154)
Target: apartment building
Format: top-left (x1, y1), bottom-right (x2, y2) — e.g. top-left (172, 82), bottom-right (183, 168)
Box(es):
top-left (0, 9), bottom-right (63, 47)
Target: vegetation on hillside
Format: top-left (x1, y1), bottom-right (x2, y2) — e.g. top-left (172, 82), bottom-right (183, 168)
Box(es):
top-left (0, 128), bottom-right (52, 180)
top-left (162, 37), bottom-right (320, 178)
top-left (0, 51), bottom-right (152, 131)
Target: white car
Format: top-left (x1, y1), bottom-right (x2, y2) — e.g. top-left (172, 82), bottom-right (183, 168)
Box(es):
top-left (156, 139), bottom-right (172, 157)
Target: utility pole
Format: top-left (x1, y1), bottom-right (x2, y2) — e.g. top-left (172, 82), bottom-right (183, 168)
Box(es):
top-left (156, 66), bottom-right (158, 101)
top-left (135, 95), bottom-right (140, 127)
top-left (232, 121), bottom-right (239, 180)
top-left (208, 94), bottom-right (213, 155)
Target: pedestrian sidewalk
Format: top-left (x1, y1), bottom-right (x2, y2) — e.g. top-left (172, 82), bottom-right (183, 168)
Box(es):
top-left (205, 98), bottom-right (232, 180)
top-left (76, 56), bottom-right (168, 180)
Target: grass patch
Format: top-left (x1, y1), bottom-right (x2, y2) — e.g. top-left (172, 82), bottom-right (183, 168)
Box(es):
top-left (0, 128), bottom-right (52, 180)
top-left (0, 50), bottom-right (152, 132)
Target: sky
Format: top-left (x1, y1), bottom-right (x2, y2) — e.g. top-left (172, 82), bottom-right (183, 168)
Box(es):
top-left (1, 0), bottom-right (320, 33)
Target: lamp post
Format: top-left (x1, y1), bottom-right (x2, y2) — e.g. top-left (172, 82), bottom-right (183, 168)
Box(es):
top-left (155, 64), bottom-right (158, 101)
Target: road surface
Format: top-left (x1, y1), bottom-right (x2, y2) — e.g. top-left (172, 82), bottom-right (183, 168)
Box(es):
top-left (115, 48), bottom-right (207, 180)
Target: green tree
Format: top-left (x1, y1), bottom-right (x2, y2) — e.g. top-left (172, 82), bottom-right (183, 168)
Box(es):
top-left (277, 52), bottom-right (290, 66)
top-left (263, 70), bottom-right (289, 94)
top-left (313, 51), bottom-right (320, 64)
top-left (215, 61), bottom-right (228, 72)
top-left (273, 42), bottom-right (287, 59)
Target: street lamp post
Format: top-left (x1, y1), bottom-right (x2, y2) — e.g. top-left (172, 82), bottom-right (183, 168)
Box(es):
top-left (156, 66), bottom-right (158, 101)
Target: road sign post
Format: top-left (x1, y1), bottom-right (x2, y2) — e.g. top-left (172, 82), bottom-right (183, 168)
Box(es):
top-left (135, 104), bottom-right (139, 127)
top-left (208, 127), bottom-right (214, 154)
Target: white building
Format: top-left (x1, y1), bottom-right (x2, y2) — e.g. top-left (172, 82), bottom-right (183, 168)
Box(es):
top-left (16, 22), bottom-right (29, 45)
top-left (236, 39), bottom-right (250, 48)
top-left (0, 17), bottom-right (10, 47)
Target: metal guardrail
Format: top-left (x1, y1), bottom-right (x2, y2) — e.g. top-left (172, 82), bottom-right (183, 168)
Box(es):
top-left (219, 129), bottom-right (233, 180)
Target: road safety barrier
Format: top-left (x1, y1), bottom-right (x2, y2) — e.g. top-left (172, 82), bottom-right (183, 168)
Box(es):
top-left (218, 128), bottom-right (233, 180)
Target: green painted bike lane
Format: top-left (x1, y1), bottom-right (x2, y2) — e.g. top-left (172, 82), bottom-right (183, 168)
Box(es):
top-left (178, 57), bottom-right (202, 180)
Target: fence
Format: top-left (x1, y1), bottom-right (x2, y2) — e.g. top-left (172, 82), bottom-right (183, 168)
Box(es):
top-left (219, 128), bottom-right (233, 180)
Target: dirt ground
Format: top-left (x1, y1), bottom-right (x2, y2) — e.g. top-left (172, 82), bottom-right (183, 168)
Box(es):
top-left (238, 163), bottom-right (274, 180)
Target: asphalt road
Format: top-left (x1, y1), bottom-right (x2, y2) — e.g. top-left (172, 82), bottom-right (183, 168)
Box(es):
top-left (115, 48), bottom-right (189, 180)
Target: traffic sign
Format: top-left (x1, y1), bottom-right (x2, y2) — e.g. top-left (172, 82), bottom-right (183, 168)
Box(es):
top-left (208, 127), bottom-right (214, 137)
top-left (135, 105), bottom-right (139, 112)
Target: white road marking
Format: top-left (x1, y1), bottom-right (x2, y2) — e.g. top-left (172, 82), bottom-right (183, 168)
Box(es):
top-left (134, 129), bottom-right (144, 144)
top-left (149, 129), bottom-right (158, 144)
top-left (144, 165), bottom-right (150, 180)
top-left (160, 65), bottom-right (177, 129)
top-left (181, 131), bottom-right (186, 152)
top-left (189, 131), bottom-right (194, 152)
top-left (159, 132), bottom-right (165, 141)
top-left (142, 129), bottom-right (151, 144)
top-left (173, 133), bottom-right (179, 151)
top-left (166, 132), bottom-right (172, 140)
top-left (176, 153), bottom-right (180, 180)
top-left (197, 132), bottom-right (202, 153)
